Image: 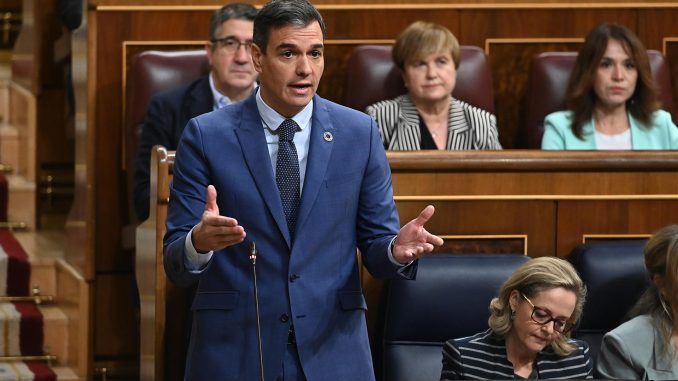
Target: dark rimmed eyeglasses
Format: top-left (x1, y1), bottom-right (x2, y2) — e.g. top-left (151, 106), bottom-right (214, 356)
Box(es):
top-left (521, 293), bottom-right (574, 334)
top-left (211, 37), bottom-right (253, 53)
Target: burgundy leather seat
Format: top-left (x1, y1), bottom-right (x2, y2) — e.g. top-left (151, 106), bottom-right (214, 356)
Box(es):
top-left (344, 45), bottom-right (495, 114)
top-left (125, 50), bottom-right (209, 172)
top-left (124, 50), bottom-right (210, 223)
top-left (525, 50), bottom-right (676, 148)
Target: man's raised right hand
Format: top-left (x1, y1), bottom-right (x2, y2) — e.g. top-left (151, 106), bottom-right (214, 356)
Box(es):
top-left (191, 185), bottom-right (246, 253)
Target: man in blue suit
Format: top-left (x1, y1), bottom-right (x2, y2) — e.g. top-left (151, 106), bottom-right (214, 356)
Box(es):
top-left (134, 3), bottom-right (258, 221)
top-left (164, 1), bottom-right (443, 380)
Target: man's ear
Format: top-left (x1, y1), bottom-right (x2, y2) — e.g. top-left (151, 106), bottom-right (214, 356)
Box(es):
top-left (251, 44), bottom-right (263, 73)
top-left (205, 42), bottom-right (214, 67)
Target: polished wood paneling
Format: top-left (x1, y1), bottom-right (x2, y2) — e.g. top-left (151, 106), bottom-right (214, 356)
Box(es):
top-left (557, 200), bottom-right (678, 257)
top-left (94, 274), bottom-right (139, 356)
top-left (90, 1), bottom-right (678, 5)
top-left (55, 258), bottom-right (92, 380)
top-left (395, 200), bottom-right (555, 256)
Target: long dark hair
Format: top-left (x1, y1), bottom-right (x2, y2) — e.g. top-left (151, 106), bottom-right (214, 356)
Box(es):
top-left (566, 23), bottom-right (659, 139)
top-left (629, 225), bottom-right (678, 355)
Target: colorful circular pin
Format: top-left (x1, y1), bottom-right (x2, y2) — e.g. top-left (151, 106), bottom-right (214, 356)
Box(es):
top-left (323, 131), bottom-right (333, 142)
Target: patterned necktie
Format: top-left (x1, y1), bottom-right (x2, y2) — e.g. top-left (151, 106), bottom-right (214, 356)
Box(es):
top-left (276, 119), bottom-right (301, 237)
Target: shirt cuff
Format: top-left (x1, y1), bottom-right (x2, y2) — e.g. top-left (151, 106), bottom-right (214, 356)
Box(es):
top-left (184, 227), bottom-right (213, 272)
top-left (388, 235), bottom-right (414, 267)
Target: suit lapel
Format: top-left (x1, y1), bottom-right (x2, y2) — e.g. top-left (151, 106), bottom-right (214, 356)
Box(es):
top-left (651, 325), bottom-right (677, 373)
top-left (235, 94), bottom-right (291, 247)
top-left (392, 95), bottom-right (421, 150)
top-left (295, 96), bottom-right (334, 238)
top-left (449, 99), bottom-right (471, 149)
top-left (185, 76), bottom-right (213, 118)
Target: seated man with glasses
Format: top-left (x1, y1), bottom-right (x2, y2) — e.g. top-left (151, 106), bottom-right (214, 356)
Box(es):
top-left (133, 3), bottom-right (258, 221)
top-left (441, 257), bottom-right (593, 380)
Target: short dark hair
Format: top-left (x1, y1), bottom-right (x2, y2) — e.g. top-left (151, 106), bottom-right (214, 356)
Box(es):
top-left (209, 3), bottom-right (258, 42)
top-left (253, 0), bottom-right (326, 53)
top-left (566, 23), bottom-right (659, 140)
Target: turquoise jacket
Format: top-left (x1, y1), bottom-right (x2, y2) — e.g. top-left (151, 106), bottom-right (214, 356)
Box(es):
top-left (541, 110), bottom-right (678, 149)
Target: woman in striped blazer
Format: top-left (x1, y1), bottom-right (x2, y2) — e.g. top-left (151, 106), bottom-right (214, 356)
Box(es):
top-left (441, 257), bottom-right (593, 380)
top-left (366, 21), bottom-right (501, 151)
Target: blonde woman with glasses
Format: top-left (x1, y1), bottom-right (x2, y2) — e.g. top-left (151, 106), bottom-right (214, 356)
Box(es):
top-left (441, 257), bottom-right (593, 380)
top-left (596, 225), bottom-right (678, 380)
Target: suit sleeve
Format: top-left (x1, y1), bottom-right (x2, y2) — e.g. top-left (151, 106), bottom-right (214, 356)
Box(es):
top-left (133, 95), bottom-right (176, 221)
top-left (595, 330), bottom-right (642, 380)
top-left (355, 117), bottom-right (410, 279)
top-left (440, 340), bottom-right (463, 380)
top-left (541, 113), bottom-right (567, 150)
top-left (163, 118), bottom-right (213, 287)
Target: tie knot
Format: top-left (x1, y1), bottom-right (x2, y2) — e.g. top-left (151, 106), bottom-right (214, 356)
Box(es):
top-left (278, 119), bottom-right (299, 142)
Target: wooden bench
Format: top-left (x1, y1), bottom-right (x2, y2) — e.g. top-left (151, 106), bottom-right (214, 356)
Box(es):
top-left (135, 146), bottom-right (188, 381)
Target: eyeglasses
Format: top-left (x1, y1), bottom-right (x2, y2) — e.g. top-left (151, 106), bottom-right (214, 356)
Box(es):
top-left (211, 37), bottom-right (253, 53)
top-left (520, 293), bottom-right (574, 334)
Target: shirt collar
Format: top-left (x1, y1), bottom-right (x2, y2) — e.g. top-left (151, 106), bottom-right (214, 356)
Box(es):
top-left (209, 72), bottom-right (232, 110)
top-left (255, 87), bottom-right (313, 132)
top-left (209, 72), bottom-right (258, 110)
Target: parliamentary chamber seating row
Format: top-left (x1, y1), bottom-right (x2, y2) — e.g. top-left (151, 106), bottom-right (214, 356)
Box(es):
top-left (124, 45), bottom-right (677, 164)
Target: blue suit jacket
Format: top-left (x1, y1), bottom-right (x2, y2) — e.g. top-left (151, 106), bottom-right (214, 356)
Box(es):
top-left (164, 93), bottom-right (411, 380)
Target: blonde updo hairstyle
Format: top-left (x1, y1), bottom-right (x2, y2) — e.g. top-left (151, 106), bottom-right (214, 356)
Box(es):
top-left (488, 257), bottom-right (587, 356)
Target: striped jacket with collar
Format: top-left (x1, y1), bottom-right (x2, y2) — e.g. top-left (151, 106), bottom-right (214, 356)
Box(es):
top-left (441, 329), bottom-right (594, 380)
top-left (365, 94), bottom-right (502, 150)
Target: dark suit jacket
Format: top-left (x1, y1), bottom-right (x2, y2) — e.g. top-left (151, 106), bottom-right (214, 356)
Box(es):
top-left (164, 92), bottom-right (413, 380)
top-left (133, 75), bottom-right (212, 221)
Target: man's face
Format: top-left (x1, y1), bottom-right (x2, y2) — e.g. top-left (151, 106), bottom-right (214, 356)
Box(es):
top-left (251, 21), bottom-right (324, 118)
top-left (206, 18), bottom-right (257, 98)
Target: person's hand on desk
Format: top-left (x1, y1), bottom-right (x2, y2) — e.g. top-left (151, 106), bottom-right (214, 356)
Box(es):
top-left (191, 185), bottom-right (247, 253)
top-left (392, 205), bottom-right (444, 264)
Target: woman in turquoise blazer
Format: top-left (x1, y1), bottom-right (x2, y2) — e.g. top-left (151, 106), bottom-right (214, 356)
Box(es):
top-left (542, 23), bottom-right (678, 150)
top-left (542, 109), bottom-right (678, 149)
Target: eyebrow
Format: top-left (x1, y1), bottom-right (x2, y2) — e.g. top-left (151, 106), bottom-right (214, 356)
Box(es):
top-left (535, 305), bottom-right (570, 320)
top-left (276, 43), bottom-right (324, 50)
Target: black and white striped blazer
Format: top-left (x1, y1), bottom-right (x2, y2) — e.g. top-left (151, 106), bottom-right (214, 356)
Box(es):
top-left (441, 329), bottom-right (594, 380)
top-left (365, 94), bottom-right (502, 150)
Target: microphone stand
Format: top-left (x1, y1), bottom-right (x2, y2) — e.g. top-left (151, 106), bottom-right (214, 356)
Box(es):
top-left (250, 242), bottom-right (265, 381)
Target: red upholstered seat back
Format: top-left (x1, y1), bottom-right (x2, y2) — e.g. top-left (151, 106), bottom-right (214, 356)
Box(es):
top-left (343, 45), bottom-right (495, 114)
top-left (525, 50), bottom-right (676, 148)
top-left (124, 50), bottom-right (210, 223)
